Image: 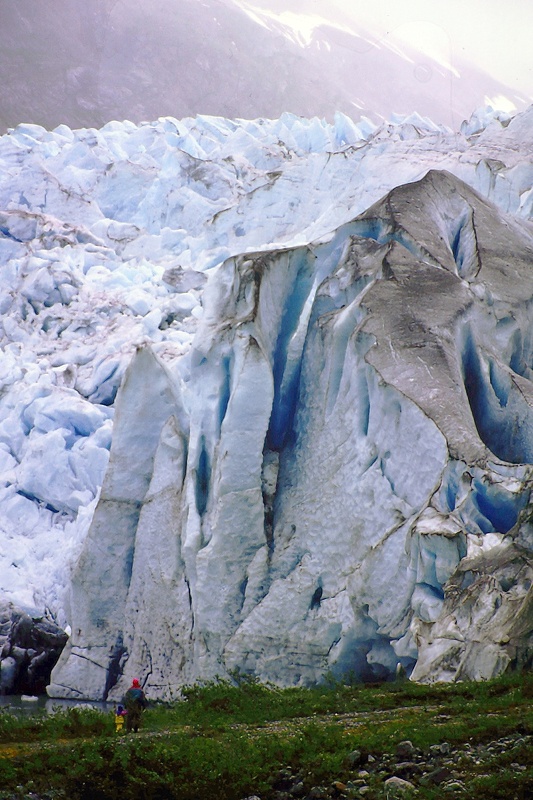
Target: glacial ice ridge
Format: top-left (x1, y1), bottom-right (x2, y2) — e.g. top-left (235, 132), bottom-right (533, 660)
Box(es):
top-left (0, 106), bottom-right (532, 698)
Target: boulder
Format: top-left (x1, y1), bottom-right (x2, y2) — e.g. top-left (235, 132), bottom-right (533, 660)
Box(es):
top-left (0, 602), bottom-right (68, 695)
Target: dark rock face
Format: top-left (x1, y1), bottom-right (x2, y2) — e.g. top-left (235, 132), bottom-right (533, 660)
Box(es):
top-left (0, 603), bottom-right (68, 695)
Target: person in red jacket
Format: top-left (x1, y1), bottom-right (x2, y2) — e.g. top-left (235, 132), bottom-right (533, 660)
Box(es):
top-left (123, 678), bottom-right (148, 732)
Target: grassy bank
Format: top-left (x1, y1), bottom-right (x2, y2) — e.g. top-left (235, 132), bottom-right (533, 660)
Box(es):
top-left (0, 671), bottom-right (531, 799)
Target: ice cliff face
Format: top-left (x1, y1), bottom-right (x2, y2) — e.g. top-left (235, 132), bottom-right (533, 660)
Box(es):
top-left (0, 107), bottom-right (532, 698)
top-left (54, 171), bottom-right (533, 699)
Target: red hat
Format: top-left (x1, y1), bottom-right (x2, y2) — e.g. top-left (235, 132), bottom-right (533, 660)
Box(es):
top-left (132, 678), bottom-right (140, 688)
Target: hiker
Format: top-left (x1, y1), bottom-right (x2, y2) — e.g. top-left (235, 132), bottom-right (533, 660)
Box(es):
top-left (123, 678), bottom-right (148, 732)
top-left (114, 703), bottom-right (127, 734)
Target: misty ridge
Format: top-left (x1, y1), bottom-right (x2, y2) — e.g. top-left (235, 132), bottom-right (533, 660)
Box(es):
top-left (0, 0), bottom-right (528, 134)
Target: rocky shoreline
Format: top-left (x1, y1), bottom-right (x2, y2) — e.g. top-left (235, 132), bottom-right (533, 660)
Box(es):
top-left (0, 718), bottom-right (530, 799)
top-left (242, 732), bottom-right (532, 798)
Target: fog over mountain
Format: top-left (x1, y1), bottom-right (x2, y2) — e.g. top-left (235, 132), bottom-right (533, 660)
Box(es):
top-left (0, 0), bottom-right (529, 134)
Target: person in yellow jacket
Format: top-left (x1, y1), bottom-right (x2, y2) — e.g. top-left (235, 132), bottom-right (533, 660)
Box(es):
top-left (114, 703), bottom-right (127, 733)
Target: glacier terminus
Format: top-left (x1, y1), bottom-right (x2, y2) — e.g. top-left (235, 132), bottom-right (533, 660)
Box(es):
top-left (0, 106), bottom-right (532, 699)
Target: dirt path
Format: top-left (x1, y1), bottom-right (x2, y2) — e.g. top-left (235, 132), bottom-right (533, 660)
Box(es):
top-left (0, 703), bottom-right (445, 759)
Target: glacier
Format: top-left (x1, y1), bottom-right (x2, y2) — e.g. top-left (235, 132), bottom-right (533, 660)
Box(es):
top-left (0, 106), bottom-right (532, 699)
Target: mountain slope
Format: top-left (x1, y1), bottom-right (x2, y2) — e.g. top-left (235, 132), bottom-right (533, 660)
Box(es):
top-left (0, 0), bottom-right (528, 133)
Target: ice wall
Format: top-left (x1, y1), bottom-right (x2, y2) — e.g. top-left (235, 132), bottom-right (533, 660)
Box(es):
top-left (50, 169), bottom-right (533, 699)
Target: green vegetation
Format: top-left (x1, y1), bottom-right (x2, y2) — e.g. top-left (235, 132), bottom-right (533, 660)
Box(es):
top-left (0, 671), bottom-right (531, 799)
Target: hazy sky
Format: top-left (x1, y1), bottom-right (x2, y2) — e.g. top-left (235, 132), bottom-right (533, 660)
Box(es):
top-left (342, 0), bottom-right (532, 95)
top-left (256, 0), bottom-right (533, 101)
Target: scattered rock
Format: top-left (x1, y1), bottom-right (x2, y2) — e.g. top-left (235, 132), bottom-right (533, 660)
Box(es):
top-left (289, 782), bottom-right (305, 797)
top-left (393, 761), bottom-right (422, 778)
top-left (332, 781), bottom-right (348, 793)
top-left (244, 732), bottom-right (532, 799)
top-left (346, 749), bottom-right (363, 768)
top-left (420, 765), bottom-right (454, 785)
top-left (307, 789), bottom-right (327, 799)
top-left (429, 742), bottom-right (451, 756)
top-left (395, 740), bottom-right (416, 760)
top-left (384, 775), bottom-right (416, 794)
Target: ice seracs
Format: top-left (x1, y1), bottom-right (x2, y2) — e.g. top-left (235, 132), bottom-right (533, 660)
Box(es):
top-left (1, 106), bottom-right (533, 696)
top-left (411, 533), bottom-right (533, 682)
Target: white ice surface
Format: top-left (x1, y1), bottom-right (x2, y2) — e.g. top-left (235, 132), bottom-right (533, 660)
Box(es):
top-left (1, 104), bottom-right (532, 632)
